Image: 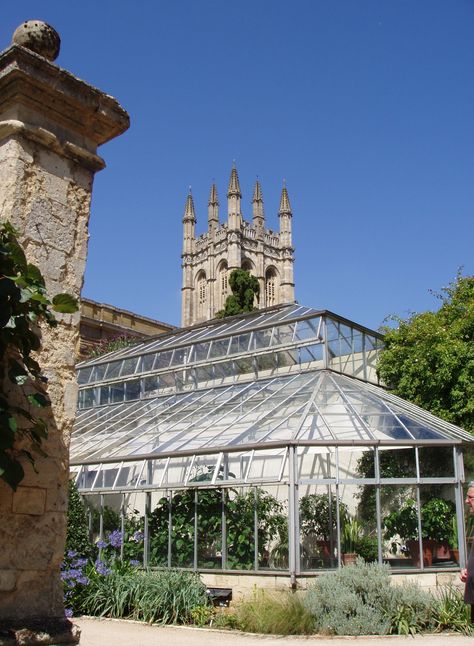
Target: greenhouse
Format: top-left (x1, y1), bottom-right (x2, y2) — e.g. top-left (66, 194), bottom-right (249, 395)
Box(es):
top-left (71, 303), bottom-right (474, 582)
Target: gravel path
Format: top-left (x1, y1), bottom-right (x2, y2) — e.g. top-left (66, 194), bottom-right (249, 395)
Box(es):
top-left (75, 617), bottom-right (473, 646)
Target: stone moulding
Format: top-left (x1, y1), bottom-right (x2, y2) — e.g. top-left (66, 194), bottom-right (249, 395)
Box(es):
top-left (0, 119), bottom-right (105, 171)
top-left (0, 44), bottom-right (130, 147)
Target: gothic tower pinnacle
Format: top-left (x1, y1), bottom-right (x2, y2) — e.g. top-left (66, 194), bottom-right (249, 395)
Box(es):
top-left (208, 182), bottom-right (219, 232)
top-left (252, 178), bottom-right (265, 234)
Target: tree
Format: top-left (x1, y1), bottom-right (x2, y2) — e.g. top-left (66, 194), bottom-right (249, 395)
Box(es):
top-left (377, 274), bottom-right (474, 433)
top-left (216, 269), bottom-right (259, 318)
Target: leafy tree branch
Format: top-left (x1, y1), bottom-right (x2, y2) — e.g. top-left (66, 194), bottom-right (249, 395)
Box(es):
top-left (0, 220), bottom-right (78, 490)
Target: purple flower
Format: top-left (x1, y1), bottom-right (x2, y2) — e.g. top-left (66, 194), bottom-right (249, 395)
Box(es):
top-left (74, 558), bottom-right (88, 568)
top-left (132, 531), bottom-right (144, 543)
top-left (94, 559), bottom-right (111, 576)
top-left (65, 608), bottom-right (73, 618)
top-left (130, 559), bottom-right (140, 567)
top-left (96, 539), bottom-right (108, 549)
top-left (66, 550), bottom-right (77, 558)
top-left (108, 530), bottom-right (123, 548)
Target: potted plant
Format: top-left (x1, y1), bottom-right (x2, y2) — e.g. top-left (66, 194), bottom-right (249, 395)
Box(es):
top-left (341, 517), bottom-right (363, 565)
top-left (300, 492), bottom-right (348, 561)
top-left (383, 497), bottom-right (454, 566)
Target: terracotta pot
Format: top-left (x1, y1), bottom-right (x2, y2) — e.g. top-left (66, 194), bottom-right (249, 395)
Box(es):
top-left (406, 539), bottom-right (437, 567)
top-left (342, 552), bottom-right (357, 566)
top-left (436, 541), bottom-right (451, 559)
top-left (450, 548), bottom-right (459, 564)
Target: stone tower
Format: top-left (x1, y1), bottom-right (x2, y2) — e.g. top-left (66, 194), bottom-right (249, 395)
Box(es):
top-left (181, 165), bottom-right (295, 327)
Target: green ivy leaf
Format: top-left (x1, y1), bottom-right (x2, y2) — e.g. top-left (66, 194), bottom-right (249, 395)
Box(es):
top-left (52, 293), bottom-right (78, 313)
top-left (27, 393), bottom-right (50, 408)
top-left (0, 451), bottom-right (24, 491)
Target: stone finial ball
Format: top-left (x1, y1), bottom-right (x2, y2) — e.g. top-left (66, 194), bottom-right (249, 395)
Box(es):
top-left (12, 20), bottom-right (60, 61)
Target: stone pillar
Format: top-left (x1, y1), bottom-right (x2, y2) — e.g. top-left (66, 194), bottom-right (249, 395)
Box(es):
top-left (0, 21), bottom-right (129, 633)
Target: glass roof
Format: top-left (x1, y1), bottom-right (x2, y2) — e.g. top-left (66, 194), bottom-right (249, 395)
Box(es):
top-left (71, 370), bottom-right (472, 467)
top-left (71, 302), bottom-right (473, 493)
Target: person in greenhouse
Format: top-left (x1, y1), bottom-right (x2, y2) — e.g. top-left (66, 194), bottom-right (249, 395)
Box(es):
top-left (461, 482), bottom-right (474, 621)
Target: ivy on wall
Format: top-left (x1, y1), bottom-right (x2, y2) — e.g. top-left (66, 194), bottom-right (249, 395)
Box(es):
top-left (0, 221), bottom-right (77, 490)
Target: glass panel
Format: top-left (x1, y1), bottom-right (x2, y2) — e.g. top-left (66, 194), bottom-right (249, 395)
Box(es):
top-left (154, 351), bottom-right (173, 370)
top-left (234, 357), bottom-right (254, 376)
top-left (420, 484), bottom-right (456, 569)
top-left (158, 372), bottom-right (175, 390)
top-left (105, 361), bottom-right (122, 379)
top-left (299, 485), bottom-right (339, 570)
top-left (171, 489), bottom-right (195, 568)
top-left (229, 333), bottom-right (251, 355)
top-left (198, 489), bottom-right (222, 569)
top-left (295, 318), bottom-right (320, 342)
top-left (77, 366), bottom-right (93, 385)
top-left (253, 329), bottom-right (273, 351)
top-left (83, 388), bottom-right (97, 409)
top-left (99, 385), bottom-right (109, 406)
top-left (143, 375), bottom-right (159, 396)
top-left (209, 338), bottom-right (230, 359)
top-left (272, 323), bottom-right (294, 346)
top-left (195, 364), bottom-right (214, 384)
top-left (193, 342), bottom-right (210, 362)
top-left (299, 343), bottom-right (324, 365)
top-left (341, 484), bottom-right (378, 567)
top-left (276, 349), bottom-right (298, 368)
top-left (110, 383), bottom-right (125, 403)
top-left (214, 360), bottom-right (234, 384)
top-left (141, 353), bottom-right (156, 373)
top-left (226, 487), bottom-right (254, 570)
top-left (259, 485), bottom-right (288, 571)
top-left (92, 364), bottom-right (107, 381)
top-left (256, 352), bottom-right (277, 374)
top-left (170, 348), bottom-right (188, 366)
top-left (125, 379), bottom-right (141, 401)
top-left (382, 485), bottom-right (418, 569)
top-left (149, 492), bottom-right (170, 566)
top-left (418, 446), bottom-right (454, 478)
top-left (120, 358), bottom-right (138, 377)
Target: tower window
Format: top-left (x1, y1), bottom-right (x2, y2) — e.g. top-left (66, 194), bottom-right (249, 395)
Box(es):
top-left (265, 270), bottom-right (276, 307)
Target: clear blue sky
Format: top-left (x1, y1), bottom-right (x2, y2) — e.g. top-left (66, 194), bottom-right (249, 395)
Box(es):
top-left (2, 2), bottom-right (473, 330)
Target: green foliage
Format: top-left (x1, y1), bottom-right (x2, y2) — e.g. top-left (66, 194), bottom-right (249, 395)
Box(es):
top-left (304, 559), bottom-right (433, 636)
top-left (66, 480), bottom-right (94, 559)
top-left (299, 493), bottom-right (347, 541)
top-left (148, 486), bottom-right (286, 570)
top-left (356, 447), bottom-right (454, 524)
top-left (235, 590), bottom-right (315, 635)
top-left (85, 334), bottom-right (139, 358)
top-left (377, 273), bottom-right (474, 433)
top-left (0, 221), bottom-right (78, 489)
top-left (216, 269), bottom-right (259, 318)
top-left (341, 518), bottom-right (363, 553)
top-left (80, 569), bottom-right (208, 624)
top-left (432, 586), bottom-right (474, 635)
top-left (383, 498), bottom-right (455, 547)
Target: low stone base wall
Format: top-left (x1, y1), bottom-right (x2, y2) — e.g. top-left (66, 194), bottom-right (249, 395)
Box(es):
top-left (201, 569), bottom-right (463, 602)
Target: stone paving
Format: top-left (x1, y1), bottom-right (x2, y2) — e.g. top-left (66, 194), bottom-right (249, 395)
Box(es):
top-left (75, 617), bottom-right (473, 646)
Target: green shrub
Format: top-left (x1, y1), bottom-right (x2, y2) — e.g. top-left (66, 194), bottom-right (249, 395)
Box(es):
top-left (304, 559), bottom-right (433, 636)
top-left (235, 590), bottom-right (314, 635)
top-left (432, 586), bottom-right (474, 635)
top-left (80, 569), bottom-right (208, 624)
top-left (66, 480), bottom-right (94, 559)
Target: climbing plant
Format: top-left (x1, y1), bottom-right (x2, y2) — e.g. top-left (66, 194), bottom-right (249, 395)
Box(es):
top-left (216, 269), bottom-right (260, 318)
top-left (0, 220), bottom-right (77, 490)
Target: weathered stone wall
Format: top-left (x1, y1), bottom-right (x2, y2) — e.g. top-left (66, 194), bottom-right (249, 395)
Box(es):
top-left (0, 35), bottom-right (128, 623)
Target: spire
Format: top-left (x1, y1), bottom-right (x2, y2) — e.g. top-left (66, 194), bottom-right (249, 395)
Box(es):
top-left (208, 182), bottom-right (219, 206)
top-left (252, 178), bottom-right (265, 223)
top-left (208, 182), bottom-right (219, 230)
top-left (227, 162), bottom-right (241, 197)
top-left (279, 183), bottom-right (292, 215)
top-left (183, 187), bottom-right (196, 222)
